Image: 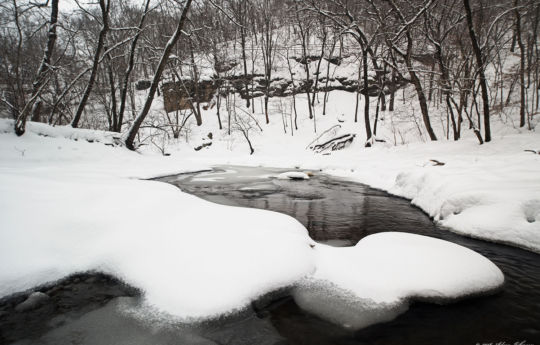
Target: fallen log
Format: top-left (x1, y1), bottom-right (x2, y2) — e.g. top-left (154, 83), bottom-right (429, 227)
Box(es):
top-left (311, 134), bottom-right (355, 153)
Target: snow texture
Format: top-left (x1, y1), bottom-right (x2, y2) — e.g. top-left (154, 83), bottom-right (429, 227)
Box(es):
top-left (276, 171), bottom-right (310, 180)
top-left (294, 233), bottom-right (504, 329)
top-left (0, 118), bottom-right (507, 324)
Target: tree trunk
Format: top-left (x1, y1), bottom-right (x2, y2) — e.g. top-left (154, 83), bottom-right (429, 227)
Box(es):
top-left (389, 70), bottom-right (396, 111)
top-left (116, 0), bottom-right (151, 133)
top-left (124, 0), bottom-right (192, 150)
top-left (323, 39), bottom-right (337, 115)
top-left (216, 92), bottom-right (223, 130)
top-left (105, 49), bottom-right (118, 131)
top-left (383, 0), bottom-right (436, 140)
top-left (435, 45), bottom-right (458, 140)
top-left (464, 0), bottom-right (491, 142)
top-left (286, 48), bottom-right (299, 130)
top-left (71, 0), bottom-right (110, 128)
top-left (374, 94), bottom-right (381, 136)
top-left (311, 28), bottom-right (327, 107)
top-left (354, 58), bottom-right (361, 122)
top-left (409, 67), bottom-right (437, 140)
top-left (14, 0), bottom-right (59, 135)
top-left (189, 38), bottom-right (203, 126)
top-left (294, 2), bottom-right (314, 121)
top-left (514, 2), bottom-right (526, 127)
top-left (240, 0), bottom-right (250, 108)
top-left (362, 48), bottom-right (372, 143)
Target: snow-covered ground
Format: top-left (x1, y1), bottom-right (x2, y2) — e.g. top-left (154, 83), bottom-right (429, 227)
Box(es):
top-left (1, 64), bottom-right (538, 325)
top-left (0, 115), bottom-right (513, 326)
top-left (132, 84), bottom-right (540, 254)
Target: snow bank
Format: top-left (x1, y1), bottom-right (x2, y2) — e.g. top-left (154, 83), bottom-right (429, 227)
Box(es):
top-left (0, 119), bottom-right (210, 179)
top-left (294, 232), bottom-right (504, 329)
top-left (0, 119), bottom-right (119, 145)
top-left (0, 119), bottom-right (510, 326)
top-left (0, 172), bottom-right (315, 318)
top-left (127, 85), bottom-right (540, 253)
top-left (383, 141), bottom-right (540, 253)
top-left (276, 171), bottom-right (310, 180)
top-left (322, 135), bottom-right (540, 253)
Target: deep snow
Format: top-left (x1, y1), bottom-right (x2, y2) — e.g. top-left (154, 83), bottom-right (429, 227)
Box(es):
top-left (0, 117), bottom-right (509, 325)
top-left (295, 232), bottom-right (504, 329)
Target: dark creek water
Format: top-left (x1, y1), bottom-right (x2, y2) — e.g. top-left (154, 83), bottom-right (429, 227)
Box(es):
top-left (159, 166), bottom-right (540, 345)
top-left (1, 166), bottom-right (539, 345)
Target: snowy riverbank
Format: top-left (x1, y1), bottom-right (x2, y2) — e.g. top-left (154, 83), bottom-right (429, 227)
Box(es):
top-left (0, 117), bottom-right (535, 324)
top-left (2, 118), bottom-right (539, 255)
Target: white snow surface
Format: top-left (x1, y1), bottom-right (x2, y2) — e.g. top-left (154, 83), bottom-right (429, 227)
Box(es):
top-left (294, 233), bottom-right (504, 329)
top-left (124, 83), bottom-right (540, 254)
top-left (135, 86), bottom-right (540, 253)
top-left (276, 171), bottom-right (310, 180)
top-left (0, 171), bottom-right (316, 318)
top-left (0, 109), bottom-right (528, 323)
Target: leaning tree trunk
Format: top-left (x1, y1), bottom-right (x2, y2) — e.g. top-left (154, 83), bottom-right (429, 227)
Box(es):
top-left (409, 68), bottom-right (437, 141)
top-left (435, 46), bottom-right (459, 140)
top-left (14, 0), bottom-right (59, 136)
top-left (71, 0), bottom-right (110, 128)
top-left (189, 38), bottom-right (203, 126)
top-left (464, 0), bottom-right (491, 142)
top-left (116, 0), bottom-right (151, 133)
top-left (124, 0), bottom-right (192, 150)
top-left (382, 0), bottom-right (436, 141)
top-left (404, 34), bottom-right (436, 140)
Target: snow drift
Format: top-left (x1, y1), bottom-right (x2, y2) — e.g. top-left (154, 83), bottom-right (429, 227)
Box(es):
top-left (294, 233), bottom-right (504, 329)
top-left (0, 119), bottom-right (509, 327)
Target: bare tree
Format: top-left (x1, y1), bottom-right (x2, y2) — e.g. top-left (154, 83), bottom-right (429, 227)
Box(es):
top-left (514, 0), bottom-right (526, 128)
top-left (14, 0), bottom-right (59, 136)
top-left (294, 1), bottom-right (315, 124)
top-left (124, 0), bottom-right (192, 150)
top-left (115, 0), bottom-right (152, 133)
top-left (369, 0), bottom-right (438, 141)
top-left (259, 0), bottom-right (277, 124)
top-left (71, 0), bottom-right (110, 128)
top-left (463, 0), bottom-right (491, 142)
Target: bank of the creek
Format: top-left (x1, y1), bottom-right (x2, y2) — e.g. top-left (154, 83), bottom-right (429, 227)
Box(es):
top-left (1, 166), bottom-right (539, 345)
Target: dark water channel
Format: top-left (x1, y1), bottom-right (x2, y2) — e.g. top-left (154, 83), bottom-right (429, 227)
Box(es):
top-left (158, 166), bottom-right (540, 345)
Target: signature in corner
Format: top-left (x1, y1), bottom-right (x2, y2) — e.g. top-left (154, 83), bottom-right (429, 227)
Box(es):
top-left (476, 341), bottom-right (534, 345)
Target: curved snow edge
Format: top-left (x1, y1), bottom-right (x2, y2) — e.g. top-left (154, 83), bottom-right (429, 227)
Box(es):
top-left (292, 232), bottom-right (504, 330)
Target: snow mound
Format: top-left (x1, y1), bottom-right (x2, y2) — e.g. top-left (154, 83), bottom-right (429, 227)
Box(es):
top-left (390, 160), bottom-right (540, 253)
top-left (0, 122), bottom-right (510, 327)
top-left (276, 171), bottom-right (310, 180)
top-left (0, 173), bottom-right (316, 319)
top-left (294, 232), bottom-right (504, 329)
top-left (0, 119), bottom-right (119, 145)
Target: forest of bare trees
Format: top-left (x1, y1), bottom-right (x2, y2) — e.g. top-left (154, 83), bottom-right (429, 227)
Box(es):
top-left (1, 0), bottom-right (538, 149)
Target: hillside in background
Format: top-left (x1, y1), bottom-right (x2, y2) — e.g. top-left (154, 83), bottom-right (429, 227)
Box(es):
top-left (0, 0), bottom-right (537, 151)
